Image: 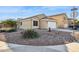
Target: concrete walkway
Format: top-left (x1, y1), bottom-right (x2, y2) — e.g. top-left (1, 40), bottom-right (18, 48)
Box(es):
top-left (7, 42), bottom-right (79, 52)
top-left (0, 40), bottom-right (79, 52)
top-left (0, 33), bottom-right (12, 52)
top-left (66, 42), bottom-right (79, 52)
top-left (8, 43), bottom-right (68, 52)
top-left (0, 41), bottom-right (12, 52)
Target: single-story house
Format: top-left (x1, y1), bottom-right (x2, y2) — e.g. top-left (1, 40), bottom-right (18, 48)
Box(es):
top-left (17, 14), bottom-right (57, 30)
top-left (17, 13), bottom-right (68, 30)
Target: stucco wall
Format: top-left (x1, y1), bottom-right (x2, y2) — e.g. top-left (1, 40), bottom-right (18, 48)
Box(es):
top-left (39, 18), bottom-right (56, 29)
top-left (40, 20), bottom-right (48, 29)
top-left (19, 20), bottom-right (32, 30)
top-left (18, 17), bottom-right (40, 30)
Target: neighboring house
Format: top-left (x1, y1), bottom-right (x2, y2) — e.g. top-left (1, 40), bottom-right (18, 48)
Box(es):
top-left (68, 18), bottom-right (74, 27)
top-left (48, 13), bottom-right (68, 28)
top-left (0, 23), bottom-right (4, 28)
top-left (0, 23), bottom-right (12, 28)
top-left (68, 18), bottom-right (79, 30)
top-left (17, 13), bottom-right (68, 30)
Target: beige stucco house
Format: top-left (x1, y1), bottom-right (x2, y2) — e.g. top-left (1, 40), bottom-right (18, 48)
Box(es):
top-left (17, 14), bottom-right (56, 30)
top-left (17, 13), bottom-right (68, 30)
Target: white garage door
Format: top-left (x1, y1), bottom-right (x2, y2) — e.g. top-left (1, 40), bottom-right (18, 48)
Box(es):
top-left (48, 22), bottom-right (56, 29)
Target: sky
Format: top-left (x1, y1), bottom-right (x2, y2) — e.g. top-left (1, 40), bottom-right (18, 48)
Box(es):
top-left (0, 6), bottom-right (79, 21)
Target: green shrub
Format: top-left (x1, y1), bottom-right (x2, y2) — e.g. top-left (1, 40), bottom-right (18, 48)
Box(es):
top-left (6, 28), bottom-right (16, 32)
top-left (0, 30), bottom-right (5, 32)
top-left (0, 28), bottom-right (16, 32)
top-left (22, 29), bottom-right (39, 39)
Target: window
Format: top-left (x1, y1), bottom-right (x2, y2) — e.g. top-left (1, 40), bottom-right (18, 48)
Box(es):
top-left (33, 21), bottom-right (38, 26)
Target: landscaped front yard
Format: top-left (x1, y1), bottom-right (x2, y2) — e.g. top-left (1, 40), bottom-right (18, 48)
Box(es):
top-left (3, 29), bottom-right (77, 46)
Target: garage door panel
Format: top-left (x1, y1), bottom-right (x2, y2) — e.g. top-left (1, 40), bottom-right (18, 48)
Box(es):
top-left (48, 22), bottom-right (56, 29)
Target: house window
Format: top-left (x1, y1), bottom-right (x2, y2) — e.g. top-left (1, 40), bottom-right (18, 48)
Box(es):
top-left (33, 21), bottom-right (38, 26)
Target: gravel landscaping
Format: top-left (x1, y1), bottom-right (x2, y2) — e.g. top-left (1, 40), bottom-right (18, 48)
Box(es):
top-left (3, 29), bottom-right (77, 46)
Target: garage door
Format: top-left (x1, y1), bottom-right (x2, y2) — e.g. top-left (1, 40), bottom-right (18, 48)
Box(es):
top-left (48, 22), bottom-right (56, 29)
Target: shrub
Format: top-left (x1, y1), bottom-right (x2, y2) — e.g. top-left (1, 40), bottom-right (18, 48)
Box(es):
top-left (0, 30), bottom-right (5, 32)
top-left (22, 29), bottom-right (39, 39)
top-left (0, 28), bottom-right (16, 32)
top-left (6, 28), bottom-right (16, 32)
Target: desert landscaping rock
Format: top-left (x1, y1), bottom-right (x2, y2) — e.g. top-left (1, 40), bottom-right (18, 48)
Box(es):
top-left (0, 29), bottom-right (79, 52)
top-left (4, 29), bottom-right (76, 46)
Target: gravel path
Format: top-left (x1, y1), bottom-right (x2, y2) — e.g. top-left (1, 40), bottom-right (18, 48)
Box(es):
top-left (4, 29), bottom-right (76, 46)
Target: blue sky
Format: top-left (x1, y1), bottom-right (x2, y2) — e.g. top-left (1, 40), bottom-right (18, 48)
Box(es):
top-left (0, 6), bottom-right (79, 21)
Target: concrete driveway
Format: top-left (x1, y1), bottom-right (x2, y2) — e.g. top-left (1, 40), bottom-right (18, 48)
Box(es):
top-left (8, 43), bottom-right (68, 52)
top-left (66, 42), bottom-right (79, 52)
top-left (0, 41), bottom-right (11, 52)
top-left (0, 33), bottom-right (11, 52)
top-left (7, 42), bottom-right (79, 52)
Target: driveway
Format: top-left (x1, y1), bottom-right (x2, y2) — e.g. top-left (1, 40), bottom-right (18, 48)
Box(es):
top-left (0, 41), bottom-right (11, 52)
top-left (8, 43), bottom-right (68, 52)
top-left (0, 39), bottom-right (79, 52)
top-left (7, 41), bottom-right (79, 52)
top-left (0, 33), bottom-right (11, 52)
top-left (66, 42), bottom-right (79, 52)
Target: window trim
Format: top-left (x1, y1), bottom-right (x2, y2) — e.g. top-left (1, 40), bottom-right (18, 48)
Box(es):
top-left (33, 21), bottom-right (38, 26)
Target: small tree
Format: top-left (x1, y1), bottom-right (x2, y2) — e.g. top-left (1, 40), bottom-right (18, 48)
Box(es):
top-left (74, 20), bottom-right (79, 26)
top-left (22, 29), bottom-right (40, 39)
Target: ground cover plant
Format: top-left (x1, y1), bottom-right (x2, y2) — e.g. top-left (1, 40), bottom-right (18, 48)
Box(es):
top-left (22, 29), bottom-right (40, 39)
